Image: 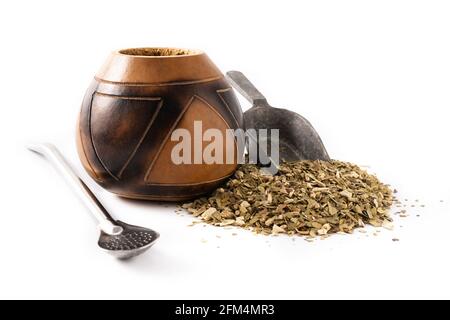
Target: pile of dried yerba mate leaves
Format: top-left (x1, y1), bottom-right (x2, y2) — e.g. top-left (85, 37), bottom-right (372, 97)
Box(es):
top-left (182, 160), bottom-right (394, 238)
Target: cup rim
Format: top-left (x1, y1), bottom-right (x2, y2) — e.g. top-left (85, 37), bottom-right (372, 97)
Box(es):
top-left (117, 47), bottom-right (204, 58)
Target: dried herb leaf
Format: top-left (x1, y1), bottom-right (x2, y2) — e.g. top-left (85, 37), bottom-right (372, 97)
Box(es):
top-left (183, 160), bottom-right (394, 238)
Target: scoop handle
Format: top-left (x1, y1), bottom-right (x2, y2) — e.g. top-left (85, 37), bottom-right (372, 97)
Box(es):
top-left (226, 71), bottom-right (270, 107)
top-left (27, 143), bottom-right (123, 235)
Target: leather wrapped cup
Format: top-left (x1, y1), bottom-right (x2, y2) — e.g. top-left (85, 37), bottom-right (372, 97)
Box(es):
top-left (77, 48), bottom-right (244, 201)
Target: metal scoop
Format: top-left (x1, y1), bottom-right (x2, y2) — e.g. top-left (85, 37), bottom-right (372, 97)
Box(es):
top-left (226, 71), bottom-right (330, 162)
top-left (28, 143), bottom-right (159, 260)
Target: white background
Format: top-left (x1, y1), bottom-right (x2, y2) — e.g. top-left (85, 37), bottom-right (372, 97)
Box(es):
top-left (1, 0), bottom-right (449, 299)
